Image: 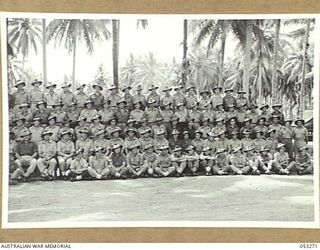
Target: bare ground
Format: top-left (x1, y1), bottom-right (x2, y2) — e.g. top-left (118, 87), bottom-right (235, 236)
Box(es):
top-left (8, 175), bottom-right (314, 223)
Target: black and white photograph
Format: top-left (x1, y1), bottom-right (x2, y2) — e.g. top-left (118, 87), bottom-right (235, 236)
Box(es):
top-left (1, 13), bottom-right (319, 228)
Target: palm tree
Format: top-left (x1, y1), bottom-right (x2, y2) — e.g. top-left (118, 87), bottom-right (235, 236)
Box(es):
top-left (271, 19), bottom-right (280, 103)
top-left (46, 19), bottom-right (111, 90)
top-left (7, 18), bottom-right (42, 74)
top-left (42, 19), bottom-right (47, 85)
top-left (182, 19), bottom-right (188, 86)
top-left (112, 19), bottom-right (148, 87)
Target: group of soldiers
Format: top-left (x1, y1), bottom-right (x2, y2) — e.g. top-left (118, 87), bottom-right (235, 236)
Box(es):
top-left (8, 79), bottom-right (313, 184)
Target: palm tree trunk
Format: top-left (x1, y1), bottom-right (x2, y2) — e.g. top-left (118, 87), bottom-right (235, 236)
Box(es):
top-left (72, 34), bottom-right (77, 92)
top-left (42, 19), bottom-right (47, 85)
top-left (182, 19), bottom-right (188, 87)
top-left (219, 20), bottom-right (227, 88)
top-left (271, 19), bottom-right (280, 104)
top-left (299, 19), bottom-right (311, 116)
top-left (112, 20), bottom-right (120, 87)
top-left (243, 20), bottom-right (253, 100)
top-left (258, 59), bottom-right (263, 106)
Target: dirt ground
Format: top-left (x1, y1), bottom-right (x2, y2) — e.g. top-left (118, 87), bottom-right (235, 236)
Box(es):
top-left (7, 175), bottom-right (314, 223)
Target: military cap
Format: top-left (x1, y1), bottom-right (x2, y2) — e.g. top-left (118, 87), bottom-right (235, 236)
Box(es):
top-left (48, 115), bottom-right (57, 122)
top-left (76, 84), bottom-right (86, 90)
top-left (162, 86), bottom-right (172, 92)
top-left (108, 85), bottom-right (117, 90)
top-left (224, 88), bottom-right (234, 93)
top-left (75, 148), bottom-right (84, 155)
top-left (129, 143), bottom-right (140, 150)
top-left (202, 146), bottom-right (211, 152)
top-left (91, 115), bottom-right (102, 121)
top-left (52, 102), bottom-right (64, 107)
top-left (32, 117), bottom-right (42, 122)
top-left (31, 79), bottom-right (43, 86)
top-left (60, 130), bottom-right (72, 137)
top-left (14, 117), bottom-right (26, 123)
top-left (156, 129), bottom-right (166, 135)
top-left (298, 146), bottom-right (308, 152)
top-left (147, 98), bottom-right (157, 104)
top-left (186, 145), bottom-right (195, 151)
top-left (216, 148), bottom-right (226, 154)
top-left (172, 146), bottom-right (183, 152)
top-left (15, 80), bottom-right (26, 88)
top-left (237, 89), bottom-right (246, 94)
top-left (77, 116), bottom-right (87, 122)
top-left (144, 144), bottom-right (154, 150)
top-left (110, 128), bottom-right (122, 135)
top-left (79, 129), bottom-right (90, 134)
top-left (84, 100), bottom-right (94, 106)
top-left (158, 144), bottom-right (169, 150)
top-left (232, 146), bottom-right (242, 153)
top-left (243, 146), bottom-right (253, 152)
top-left (45, 82), bottom-right (57, 89)
top-left (267, 128), bottom-right (276, 135)
top-left (272, 103), bottom-right (282, 108)
top-left (20, 131), bottom-right (32, 137)
top-left (294, 118), bottom-right (305, 125)
top-left (36, 101), bottom-right (47, 108)
top-left (213, 86), bottom-right (223, 91)
top-left (19, 103), bottom-right (30, 109)
top-left (41, 131), bottom-right (53, 137)
top-left (186, 86), bottom-right (195, 91)
top-left (171, 129), bottom-right (180, 135)
top-left (277, 143), bottom-right (286, 150)
top-left (112, 144), bottom-right (122, 150)
top-left (61, 83), bottom-right (71, 88)
top-left (259, 103), bottom-right (269, 110)
top-left (148, 85), bottom-right (159, 91)
top-left (94, 147), bottom-right (104, 153)
top-left (259, 146), bottom-right (269, 152)
top-left (92, 84), bottom-right (103, 90)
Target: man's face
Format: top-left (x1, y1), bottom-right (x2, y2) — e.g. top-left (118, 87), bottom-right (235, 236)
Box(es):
top-left (114, 148), bottom-right (121, 154)
top-left (128, 131), bottom-right (134, 137)
top-left (96, 151), bottom-right (103, 157)
top-left (87, 103), bottom-right (93, 109)
top-left (39, 104), bottom-right (45, 110)
top-left (195, 133), bottom-right (201, 139)
top-left (76, 154), bottom-right (82, 160)
top-left (113, 132), bottom-right (119, 138)
top-left (49, 86), bottom-right (54, 92)
top-left (118, 103), bottom-right (125, 109)
top-left (63, 134), bottom-right (70, 141)
top-left (297, 121), bottom-right (303, 126)
top-left (23, 135), bottom-right (31, 141)
top-left (103, 103), bottom-right (110, 109)
top-left (44, 134), bottom-right (50, 141)
top-left (280, 147), bottom-right (285, 153)
top-left (16, 120), bottom-right (23, 126)
top-left (131, 147), bottom-right (138, 154)
top-left (134, 103), bottom-right (141, 109)
top-left (49, 119), bottom-right (55, 126)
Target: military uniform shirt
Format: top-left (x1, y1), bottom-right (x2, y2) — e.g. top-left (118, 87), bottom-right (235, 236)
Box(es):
top-left (175, 109), bottom-right (188, 122)
top-left (160, 110), bottom-right (174, 123)
top-left (38, 140), bottom-right (57, 159)
top-left (89, 156), bottom-right (109, 172)
top-left (29, 126), bottom-right (44, 145)
top-left (129, 109), bottom-right (145, 123)
top-left (16, 140), bottom-right (38, 156)
top-left (45, 125), bottom-right (60, 142)
top-left (187, 110), bottom-right (202, 123)
top-left (139, 137), bottom-right (154, 150)
top-left (127, 152), bottom-right (144, 167)
top-left (12, 126), bottom-right (29, 140)
top-left (93, 138), bottom-right (110, 150)
top-left (160, 95), bottom-right (174, 107)
top-left (70, 157), bottom-right (88, 171)
top-left (13, 90), bottom-right (29, 106)
top-left (109, 137), bottom-right (125, 148)
top-left (50, 110), bottom-right (68, 124)
top-left (57, 140), bottom-right (75, 155)
top-left (156, 153), bottom-right (172, 168)
top-left (60, 91), bottom-right (74, 107)
top-left (29, 88), bottom-right (44, 104)
top-left (173, 92), bottom-right (186, 107)
top-left (74, 92), bottom-right (89, 108)
top-left (98, 109), bottom-right (115, 124)
top-left (33, 110), bottom-right (51, 124)
top-left (114, 109), bottom-right (130, 124)
top-left (90, 92), bottom-right (105, 109)
top-left (146, 93), bottom-right (160, 106)
top-left (45, 92), bottom-right (61, 107)
top-left (80, 108), bottom-right (98, 122)
top-left (145, 108), bottom-right (160, 122)
top-left (274, 152), bottom-right (289, 166)
top-left (76, 138), bottom-right (93, 157)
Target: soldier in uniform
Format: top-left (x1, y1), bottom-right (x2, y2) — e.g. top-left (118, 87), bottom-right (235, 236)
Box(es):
top-left (33, 101), bottom-right (50, 125)
top-left (29, 79), bottom-right (45, 113)
top-left (87, 147), bottom-right (110, 180)
top-left (74, 84), bottom-right (88, 110)
top-left (160, 87), bottom-right (173, 108)
top-left (146, 85), bottom-right (160, 106)
top-left (187, 102), bottom-right (202, 130)
top-left (175, 103), bottom-right (188, 129)
top-left (108, 144), bottom-right (128, 179)
top-left (153, 129), bottom-right (169, 153)
top-left (173, 85), bottom-right (186, 107)
top-left (60, 83), bottom-right (74, 110)
top-left (154, 144), bottom-right (176, 177)
top-left (259, 103), bottom-right (270, 121)
top-left (253, 130), bottom-right (267, 152)
top-left (180, 131), bottom-right (192, 151)
top-left (123, 119), bottom-right (136, 137)
top-left (292, 118), bottom-right (308, 157)
top-left (160, 102), bottom-right (174, 131)
top-left (212, 148), bottom-right (229, 175)
top-left (142, 144), bottom-right (158, 176)
top-left (167, 115), bottom-right (180, 137)
top-left (235, 90), bottom-right (249, 107)
top-left (279, 118), bottom-right (294, 160)
top-left (226, 117), bottom-right (239, 138)
top-left (75, 117), bottom-right (90, 140)
top-left (169, 129), bottom-right (182, 150)
top-left (151, 116), bottom-right (167, 138)
top-left (59, 119), bottom-right (75, 140)
top-left (223, 89), bottom-right (236, 111)
top-left (254, 117), bottom-right (269, 138)
top-left (139, 128), bottom-right (154, 151)
top-left (266, 128), bottom-right (279, 155)
top-left (68, 148), bottom-right (89, 181)
top-left (12, 117), bottom-right (29, 140)
top-left (183, 119), bottom-right (196, 139)
top-left (16, 103), bottom-right (33, 126)
top-left (105, 117), bottom-right (121, 139)
top-left (198, 90), bottom-right (211, 110)
top-left (203, 131), bottom-right (218, 154)
top-left (228, 131), bottom-right (242, 152)
top-left (67, 102), bottom-right (81, 128)
top-left (75, 129), bottom-right (94, 160)
top-left (80, 100), bottom-right (98, 123)
top-left (57, 131), bottom-right (75, 177)
top-left (247, 104), bottom-right (259, 125)
top-left (127, 144), bottom-right (148, 178)
top-left (122, 85), bottom-right (134, 110)
top-left (130, 100), bottom-right (145, 124)
top-left (214, 103), bottom-right (227, 121)
top-left (46, 116), bottom-right (60, 142)
top-left (192, 130), bottom-right (204, 154)
top-left (93, 129), bottom-right (110, 155)
top-left (214, 117), bottom-right (227, 135)
top-left (256, 147), bottom-right (274, 174)
top-left (132, 85), bottom-right (146, 110)
top-left (90, 84), bottom-right (105, 110)
top-left (13, 131), bottom-right (38, 180)
top-left (13, 80), bottom-right (29, 111)
top-left (202, 102), bottom-right (215, 124)
top-left (199, 146), bottom-right (215, 175)
top-left (199, 118), bottom-right (212, 140)
top-left (29, 117), bottom-right (44, 145)
top-left (171, 146), bottom-right (187, 177)
top-left (89, 115), bottom-right (105, 139)
top-left (272, 143), bottom-right (294, 175)
top-left (50, 102), bottom-right (68, 126)
top-left (229, 146), bottom-right (250, 175)
top-left (215, 130), bottom-right (230, 153)
top-left (144, 98), bottom-right (160, 123)
top-left (268, 116), bottom-right (283, 139)
top-left (287, 146), bottom-right (313, 174)
top-left (124, 128), bottom-right (140, 154)
top-left (98, 100), bottom-right (114, 125)
top-left (270, 103), bottom-right (284, 124)
top-left (109, 128), bottom-right (125, 150)
top-left (226, 104), bottom-right (237, 121)
top-left (236, 103), bottom-right (247, 126)
top-left (105, 85), bottom-right (121, 107)
top-left (210, 86), bottom-right (223, 110)
top-left (114, 99), bottom-right (130, 130)
top-left (185, 86), bottom-right (198, 108)
top-left (45, 83), bottom-right (61, 110)
top-left (243, 146), bottom-right (260, 175)
top-left (241, 129), bottom-right (255, 150)
top-left (184, 145), bottom-right (200, 175)
top-left (37, 131), bottom-right (57, 180)
top-left (239, 118), bottom-right (253, 137)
